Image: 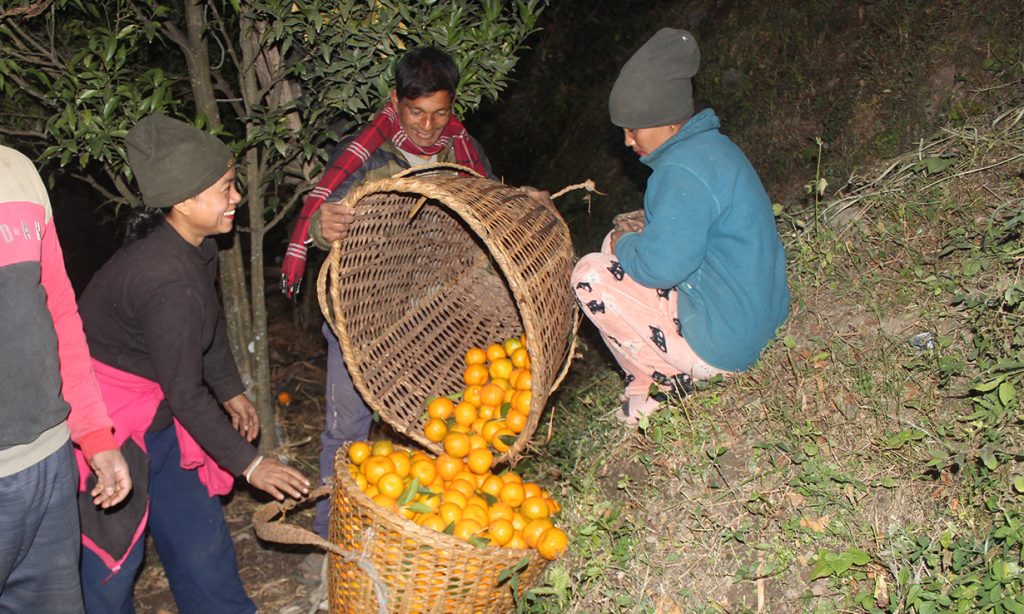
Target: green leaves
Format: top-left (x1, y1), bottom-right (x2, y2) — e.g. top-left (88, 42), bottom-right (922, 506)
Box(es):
top-left (810, 547), bottom-right (871, 580)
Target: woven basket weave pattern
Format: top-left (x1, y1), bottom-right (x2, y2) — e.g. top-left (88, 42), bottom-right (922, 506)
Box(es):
top-left (319, 173), bottom-right (577, 463)
top-left (328, 447), bottom-right (549, 613)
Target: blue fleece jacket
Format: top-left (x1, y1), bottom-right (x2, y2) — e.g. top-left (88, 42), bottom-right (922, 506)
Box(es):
top-left (614, 108), bottom-right (789, 371)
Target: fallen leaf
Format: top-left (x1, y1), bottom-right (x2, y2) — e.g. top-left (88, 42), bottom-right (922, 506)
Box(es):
top-left (800, 514), bottom-right (831, 532)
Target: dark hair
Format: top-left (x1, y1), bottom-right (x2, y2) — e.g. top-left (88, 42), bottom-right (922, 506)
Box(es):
top-left (124, 206), bottom-right (167, 242)
top-left (395, 47), bottom-right (460, 101)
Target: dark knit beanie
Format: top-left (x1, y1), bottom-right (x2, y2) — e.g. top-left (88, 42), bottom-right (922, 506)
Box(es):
top-left (609, 28), bottom-right (701, 129)
top-left (125, 113), bottom-right (234, 208)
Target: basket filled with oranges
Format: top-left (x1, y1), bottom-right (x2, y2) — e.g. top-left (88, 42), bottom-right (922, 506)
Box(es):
top-left (316, 167), bottom-right (578, 465)
top-left (319, 440), bottom-right (567, 613)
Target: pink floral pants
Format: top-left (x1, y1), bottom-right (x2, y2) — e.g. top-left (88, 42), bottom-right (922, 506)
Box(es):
top-left (571, 233), bottom-right (731, 420)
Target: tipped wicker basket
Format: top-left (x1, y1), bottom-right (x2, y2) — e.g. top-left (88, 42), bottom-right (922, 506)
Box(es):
top-left (317, 166), bottom-right (578, 464)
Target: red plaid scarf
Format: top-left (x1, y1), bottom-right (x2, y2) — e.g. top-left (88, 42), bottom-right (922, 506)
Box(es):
top-left (281, 101), bottom-right (487, 297)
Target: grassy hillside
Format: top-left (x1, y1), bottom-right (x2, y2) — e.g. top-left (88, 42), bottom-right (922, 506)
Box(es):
top-left (492, 1), bottom-right (1024, 612)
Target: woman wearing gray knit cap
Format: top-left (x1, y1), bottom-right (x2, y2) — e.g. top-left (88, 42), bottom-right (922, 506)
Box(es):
top-left (76, 113), bottom-right (310, 613)
top-left (571, 28), bottom-right (790, 425)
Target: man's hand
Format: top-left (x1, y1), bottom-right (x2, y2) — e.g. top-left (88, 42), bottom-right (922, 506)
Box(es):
top-left (89, 449), bottom-right (132, 509)
top-left (320, 201), bottom-right (357, 244)
top-left (613, 209), bottom-right (645, 233)
top-left (519, 185), bottom-right (554, 208)
top-left (246, 457), bottom-right (311, 501)
top-left (223, 394), bottom-right (259, 442)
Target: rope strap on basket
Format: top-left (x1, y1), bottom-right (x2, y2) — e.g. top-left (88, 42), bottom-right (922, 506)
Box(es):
top-left (251, 486), bottom-right (389, 614)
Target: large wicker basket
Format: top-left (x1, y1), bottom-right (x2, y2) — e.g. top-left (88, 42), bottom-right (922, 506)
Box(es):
top-left (250, 446), bottom-right (550, 614)
top-left (317, 167), bottom-right (578, 464)
top-left (329, 445), bottom-right (550, 613)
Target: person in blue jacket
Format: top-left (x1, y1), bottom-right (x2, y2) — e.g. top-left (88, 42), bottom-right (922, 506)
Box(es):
top-left (571, 27), bottom-right (790, 425)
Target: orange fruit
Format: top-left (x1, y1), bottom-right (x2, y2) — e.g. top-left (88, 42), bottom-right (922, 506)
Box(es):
top-left (511, 511), bottom-right (527, 531)
top-left (477, 404), bottom-right (497, 421)
top-left (488, 358), bottom-right (514, 381)
top-left (377, 472), bottom-right (405, 499)
top-left (372, 493), bottom-right (397, 510)
top-left (501, 471), bottom-right (523, 484)
top-left (423, 417), bottom-right (448, 443)
top-left (453, 402), bottom-right (478, 427)
top-left (502, 337), bottom-right (524, 357)
top-left (488, 519), bottom-right (515, 547)
top-left (491, 428), bottom-right (516, 453)
top-left (505, 410), bottom-right (528, 434)
top-left (464, 347), bottom-right (487, 365)
top-left (522, 482), bottom-right (543, 500)
top-left (491, 378), bottom-right (511, 391)
top-left (466, 448), bottom-right (494, 475)
top-left (463, 385), bottom-right (483, 407)
top-left (515, 370), bottom-right (532, 391)
top-left (503, 388), bottom-right (516, 404)
top-left (513, 390), bottom-right (532, 414)
top-left (461, 504), bottom-right (489, 527)
top-left (348, 441), bottom-right (372, 465)
top-left (427, 397), bottom-right (455, 420)
top-left (451, 470), bottom-right (480, 489)
top-left (443, 432), bottom-right (471, 458)
top-left (417, 492), bottom-right (441, 512)
top-left (485, 343), bottom-right (506, 362)
top-left (507, 534), bottom-right (529, 550)
top-left (362, 456), bottom-right (395, 486)
top-left (437, 502), bottom-right (463, 526)
top-left (419, 513), bottom-right (447, 533)
top-left (470, 418), bottom-right (488, 436)
top-left (468, 434), bottom-right (488, 451)
top-left (488, 501), bottom-right (514, 523)
top-left (447, 479), bottom-right (475, 499)
top-left (546, 497), bottom-right (561, 515)
top-left (480, 420), bottom-right (502, 443)
top-left (388, 451), bottom-right (411, 477)
top-left (479, 383), bottom-right (505, 407)
top-left (353, 472), bottom-right (368, 492)
top-left (510, 347), bottom-right (530, 369)
top-left (520, 497), bottom-right (550, 520)
top-left (463, 364), bottom-right (489, 387)
top-left (409, 460), bottom-right (437, 485)
top-left (522, 518), bottom-right (553, 548)
top-left (536, 527), bottom-right (569, 560)
top-left (371, 440), bottom-right (394, 457)
top-left (276, 390), bottom-right (293, 406)
top-left (442, 489), bottom-right (469, 508)
top-left (453, 518), bottom-right (484, 541)
top-left (498, 482), bottom-right (526, 507)
top-left (434, 454), bottom-right (465, 481)
top-left (480, 475), bottom-right (505, 498)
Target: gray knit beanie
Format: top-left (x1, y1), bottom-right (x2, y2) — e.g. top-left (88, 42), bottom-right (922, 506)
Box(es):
top-left (609, 28), bottom-right (701, 129)
top-left (125, 113), bottom-right (234, 208)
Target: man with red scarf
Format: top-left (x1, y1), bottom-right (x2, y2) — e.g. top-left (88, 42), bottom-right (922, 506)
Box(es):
top-left (281, 47), bottom-right (549, 580)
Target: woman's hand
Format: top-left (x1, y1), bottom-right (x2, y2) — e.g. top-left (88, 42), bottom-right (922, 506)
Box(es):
top-left (89, 449), bottom-right (132, 509)
top-left (245, 456), bottom-right (311, 501)
top-left (223, 394), bottom-right (259, 442)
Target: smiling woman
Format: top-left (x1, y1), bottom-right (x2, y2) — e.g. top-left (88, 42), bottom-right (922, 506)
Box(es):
top-left (73, 113), bottom-right (311, 614)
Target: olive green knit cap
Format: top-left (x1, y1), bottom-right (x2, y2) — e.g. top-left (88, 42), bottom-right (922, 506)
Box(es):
top-left (609, 28), bottom-right (701, 129)
top-left (125, 113), bottom-right (234, 208)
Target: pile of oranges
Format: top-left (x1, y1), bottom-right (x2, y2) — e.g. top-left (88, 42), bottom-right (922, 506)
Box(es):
top-left (345, 438), bottom-right (568, 561)
top-left (423, 335), bottom-right (533, 458)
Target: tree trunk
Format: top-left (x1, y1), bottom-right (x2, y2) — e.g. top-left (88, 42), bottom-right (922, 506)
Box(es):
top-left (180, 0), bottom-right (259, 415)
top-left (239, 12), bottom-right (277, 450)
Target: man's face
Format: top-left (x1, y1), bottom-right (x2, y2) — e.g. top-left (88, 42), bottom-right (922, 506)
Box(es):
top-left (392, 89), bottom-right (454, 148)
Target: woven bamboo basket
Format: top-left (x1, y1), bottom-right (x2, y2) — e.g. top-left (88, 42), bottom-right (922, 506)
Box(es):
top-left (316, 166), bottom-right (578, 464)
top-left (251, 445), bottom-right (551, 614)
top-left (330, 445), bottom-right (549, 613)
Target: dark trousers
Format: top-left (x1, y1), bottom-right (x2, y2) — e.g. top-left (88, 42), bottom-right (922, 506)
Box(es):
top-left (0, 440), bottom-right (84, 614)
top-left (80, 427), bottom-right (255, 614)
